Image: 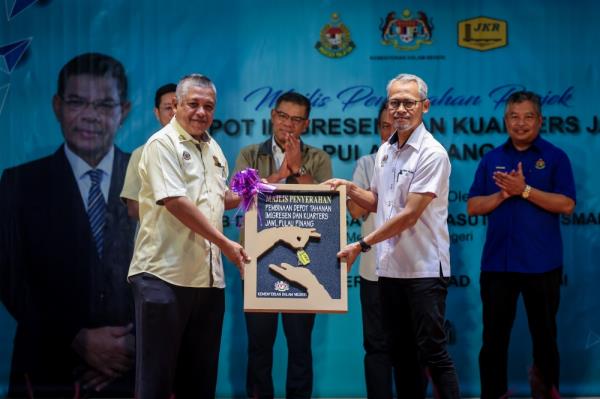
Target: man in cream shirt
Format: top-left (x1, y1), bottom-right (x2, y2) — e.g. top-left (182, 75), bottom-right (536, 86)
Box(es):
top-left (128, 74), bottom-right (248, 399)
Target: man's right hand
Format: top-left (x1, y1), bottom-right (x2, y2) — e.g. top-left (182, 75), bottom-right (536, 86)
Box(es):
top-left (221, 239), bottom-right (250, 277)
top-left (72, 324), bottom-right (134, 378)
top-left (266, 157), bottom-right (291, 183)
top-left (324, 178), bottom-right (354, 191)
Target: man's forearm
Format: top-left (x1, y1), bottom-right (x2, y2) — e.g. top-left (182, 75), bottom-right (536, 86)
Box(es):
top-left (362, 210), bottom-right (417, 246)
top-left (347, 198), bottom-right (369, 220)
top-left (224, 191), bottom-right (241, 210)
top-left (467, 192), bottom-right (505, 215)
top-left (347, 183), bottom-right (377, 212)
top-left (164, 196), bottom-right (228, 248)
top-left (527, 188), bottom-right (575, 215)
top-left (362, 192), bottom-right (434, 246)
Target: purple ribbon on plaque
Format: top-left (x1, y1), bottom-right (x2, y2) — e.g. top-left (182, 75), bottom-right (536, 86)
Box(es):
top-left (230, 168), bottom-right (276, 213)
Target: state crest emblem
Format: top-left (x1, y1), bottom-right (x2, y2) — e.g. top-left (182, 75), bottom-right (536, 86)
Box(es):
top-left (315, 13), bottom-right (355, 58)
top-left (535, 159), bottom-right (546, 170)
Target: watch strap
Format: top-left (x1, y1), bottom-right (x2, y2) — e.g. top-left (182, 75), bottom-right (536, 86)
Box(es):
top-left (358, 238), bottom-right (371, 253)
top-left (522, 184), bottom-right (531, 199)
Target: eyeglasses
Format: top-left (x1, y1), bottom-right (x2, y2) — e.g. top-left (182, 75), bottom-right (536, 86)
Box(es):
top-left (506, 114), bottom-right (539, 124)
top-left (274, 110), bottom-right (307, 125)
top-left (60, 96), bottom-right (121, 115)
top-left (387, 98), bottom-right (426, 110)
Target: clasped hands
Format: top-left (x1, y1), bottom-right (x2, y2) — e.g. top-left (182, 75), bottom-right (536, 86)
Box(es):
top-left (273, 134), bottom-right (303, 181)
top-left (493, 161), bottom-right (527, 198)
top-left (72, 324), bottom-right (135, 392)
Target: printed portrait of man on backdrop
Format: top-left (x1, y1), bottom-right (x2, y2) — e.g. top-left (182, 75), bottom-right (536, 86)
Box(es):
top-left (0, 52), bottom-right (137, 397)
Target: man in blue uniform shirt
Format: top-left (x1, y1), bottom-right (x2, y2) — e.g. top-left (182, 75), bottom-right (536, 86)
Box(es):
top-left (467, 91), bottom-right (576, 399)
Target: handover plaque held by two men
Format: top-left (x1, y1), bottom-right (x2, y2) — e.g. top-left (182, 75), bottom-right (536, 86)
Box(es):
top-left (238, 177), bottom-right (347, 313)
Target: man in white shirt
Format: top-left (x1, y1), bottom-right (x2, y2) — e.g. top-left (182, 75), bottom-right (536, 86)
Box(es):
top-left (128, 74), bottom-right (249, 399)
top-left (329, 73), bottom-right (460, 398)
top-left (347, 102), bottom-right (394, 398)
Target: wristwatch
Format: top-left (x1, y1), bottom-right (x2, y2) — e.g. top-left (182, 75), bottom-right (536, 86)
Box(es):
top-left (358, 238), bottom-right (372, 253)
top-left (522, 184), bottom-right (532, 199)
top-left (293, 166), bottom-right (307, 177)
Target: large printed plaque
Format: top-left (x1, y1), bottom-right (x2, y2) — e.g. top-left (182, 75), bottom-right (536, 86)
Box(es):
top-left (244, 184), bottom-right (347, 313)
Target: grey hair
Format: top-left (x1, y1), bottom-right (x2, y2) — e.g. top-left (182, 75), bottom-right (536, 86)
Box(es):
top-left (176, 74), bottom-right (217, 103)
top-left (386, 73), bottom-right (428, 100)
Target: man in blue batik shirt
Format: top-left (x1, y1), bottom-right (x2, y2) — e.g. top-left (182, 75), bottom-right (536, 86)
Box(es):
top-left (467, 91), bottom-right (576, 399)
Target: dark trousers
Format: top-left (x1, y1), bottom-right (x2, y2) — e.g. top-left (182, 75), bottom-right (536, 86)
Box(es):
top-left (245, 312), bottom-right (315, 399)
top-left (360, 277), bottom-right (393, 398)
top-left (379, 276), bottom-right (460, 399)
top-left (131, 273), bottom-right (225, 399)
top-left (479, 268), bottom-right (562, 399)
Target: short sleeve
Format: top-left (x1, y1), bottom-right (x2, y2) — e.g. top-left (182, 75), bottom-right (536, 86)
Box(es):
top-left (552, 149), bottom-right (576, 202)
top-left (409, 149), bottom-right (450, 197)
top-left (120, 146), bottom-right (143, 202)
top-left (140, 139), bottom-right (187, 204)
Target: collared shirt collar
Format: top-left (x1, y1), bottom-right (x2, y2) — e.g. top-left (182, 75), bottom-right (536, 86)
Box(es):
top-left (388, 122), bottom-right (426, 151)
top-left (64, 143), bottom-right (114, 205)
top-left (258, 138), bottom-right (273, 156)
top-left (170, 117), bottom-right (212, 145)
top-left (272, 136), bottom-right (285, 154)
top-left (64, 142), bottom-right (114, 179)
top-left (502, 134), bottom-right (545, 153)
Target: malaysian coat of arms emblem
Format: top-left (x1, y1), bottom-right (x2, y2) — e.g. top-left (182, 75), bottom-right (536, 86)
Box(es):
top-left (379, 9), bottom-right (433, 50)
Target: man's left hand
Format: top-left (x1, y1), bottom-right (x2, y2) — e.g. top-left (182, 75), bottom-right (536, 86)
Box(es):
top-left (493, 161), bottom-right (526, 196)
top-left (337, 242), bottom-right (362, 272)
top-left (221, 239), bottom-right (251, 278)
top-left (284, 133), bottom-right (302, 174)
